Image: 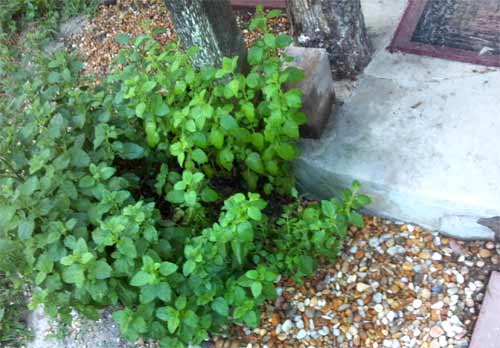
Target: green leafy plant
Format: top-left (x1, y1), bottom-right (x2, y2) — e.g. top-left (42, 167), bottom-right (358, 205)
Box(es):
top-left (0, 7), bottom-right (371, 348)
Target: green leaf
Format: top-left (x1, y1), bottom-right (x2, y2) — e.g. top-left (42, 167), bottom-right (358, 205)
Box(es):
top-left (211, 297), bottom-right (229, 317)
top-left (115, 33), bottom-right (130, 44)
top-left (246, 73), bottom-right (260, 89)
top-left (142, 80), bottom-right (157, 93)
top-left (159, 262), bottom-right (178, 277)
top-left (245, 152), bottom-right (264, 174)
top-left (201, 187), bottom-right (219, 203)
top-left (156, 306), bottom-right (176, 321)
top-left (356, 194), bottom-right (372, 206)
top-left (184, 191), bottom-right (197, 206)
top-left (220, 115), bottom-right (238, 131)
top-left (224, 80), bottom-right (239, 98)
top-left (243, 310), bottom-right (259, 328)
top-left (145, 121), bottom-right (160, 148)
top-left (118, 238), bottom-right (137, 258)
top-left (209, 129), bottom-right (224, 149)
top-left (298, 255), bottom-right (314, 276)
top-left (71, 149), bottom-right (90, 168)
top-left (285, 90), bottom-right (303, 108)
top-left (130, 271), bottom-right (152, 287)
top-left (140, 285), bottom-right (157, 304)
top-left (157, 282), bottom-right (172, 302)
top-left (283, 67), bottom-right (305, 84)
top-left (247, 206), bottom-right (262, 221)
top-left (48, 71), bottom-right (60, 84)
top-left (94, 260), bottom-right (112, 279)
top-left (166, 190), bottom-right (184, 204)
top-left (135, 102), bottom-right (146, 118)
top-left (183, 260), bottom-right (196, 276)
top-left (155, 100), bottom-right (170, 116)
top-left (248, 47), bottom-right (264, 65)
top-left (184, 310), bottom-right (199, 327)
top-left (218, 147), bottom-right (234, 170)
top-left (251, 282), bottom-right (262, 298)
top-left (18, 219), bottom-right (35, 240)
top-left (62, 265), bottom-right (85, 288)
top-left (175, 295), bottom-right (187, 310)
top-left (114, 142), bottom-right (145, 160)
top-left (349, 211), bottom-right (365, 228)
top-left (267, 9), bottom-right (282, 18)
top-left (263, 33), bottom-right (276, 48)
top-left (276, 34), bottom-right (293, 48)
top-left (191, 148), bottom-right (208, 164)
top-left (276, 143), bottom-right (297, 161)
top-left (79, 176), bottom-right (95, 188)
top-left (168, 316), bottom-right (180, 334)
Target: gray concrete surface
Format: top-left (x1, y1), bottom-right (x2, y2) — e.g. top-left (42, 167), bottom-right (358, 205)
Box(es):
top-left (295, 0), bottom-right (500, 240)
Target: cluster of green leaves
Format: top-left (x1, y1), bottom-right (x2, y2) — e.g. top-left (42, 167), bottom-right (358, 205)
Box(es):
top-left (0, 7), bottom-right (371, 348)
top-left (112, 8), bottom-right (306, 196)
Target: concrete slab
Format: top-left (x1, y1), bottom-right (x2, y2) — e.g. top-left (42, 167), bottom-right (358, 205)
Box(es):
top-left (294, 0), bottom-right (500, 240)
top-left (469, 272), bottom-right (500, 348)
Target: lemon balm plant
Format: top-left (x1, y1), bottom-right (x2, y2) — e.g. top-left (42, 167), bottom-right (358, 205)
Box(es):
top-left (0, 8), bottom-right (370, 348)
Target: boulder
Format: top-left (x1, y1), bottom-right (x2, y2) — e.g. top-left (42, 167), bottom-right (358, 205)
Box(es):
top-left (285, 46), bottom-right (336, 139)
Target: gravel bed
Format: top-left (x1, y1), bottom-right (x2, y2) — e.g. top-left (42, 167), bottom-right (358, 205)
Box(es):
top-left (66, 0), bottom-right (289, 75)
top-left (223, 216), bottom-right (499, 348)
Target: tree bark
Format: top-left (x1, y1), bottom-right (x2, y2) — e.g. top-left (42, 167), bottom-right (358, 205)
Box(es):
top-left (287, 0), bottom-right (372, 79)
top-left (163, 0), bottom-right (247, 69)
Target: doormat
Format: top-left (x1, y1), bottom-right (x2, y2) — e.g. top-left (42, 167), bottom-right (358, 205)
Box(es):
top-left (389, 0), bottom-right (500, 67)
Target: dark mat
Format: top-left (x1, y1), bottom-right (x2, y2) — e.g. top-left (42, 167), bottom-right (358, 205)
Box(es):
top-left (390, 0), bottom-right (500, 67)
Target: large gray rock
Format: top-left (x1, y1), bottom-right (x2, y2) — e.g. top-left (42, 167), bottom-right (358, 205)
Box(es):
top-left (285, 46), bottom-right (336, 139)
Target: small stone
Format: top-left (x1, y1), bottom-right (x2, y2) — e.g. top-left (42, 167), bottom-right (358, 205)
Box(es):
top-left (431, 252), bottom-right (443, 261)
top-left (373, 292), bottom-right (383, 304)
top-left (479, 249), bottom-right (491, 258)
top-left (419, 250), bottom-right (431, 259)
top-left (277, 333), bottom-right (287, 341)
top-left (412, 299), bottom-right (422, 309)
top-left (356, 283), bottom-right (371, 292)
top-left (281, 319), bottom-right (293, 334)
top-left (374, 304), bottom-right (384, 313)
top-left (430, 325), bottom-right (445, 338)
top-left (486, 241), bottom-right (496, 249)
top-left (429, 339), bottom-right (440, 348)
top-left (387, 245), bottom-right (405, 256)
top-left (369, 237), bottom-right (381, 248)
top-left (318, 327), bottom-right (329, 336)
top-left (431, 301), bottom-right (444, 309)
top-left (296, 329), bottom-right (308, 340)
top-left (421, 288), bottom-right (432, 300)
top-left (432, 284), bottom-right (445, 294)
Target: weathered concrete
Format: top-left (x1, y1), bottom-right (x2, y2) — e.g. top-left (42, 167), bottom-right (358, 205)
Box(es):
top-left (295, 0), bottom-right (500, 240)
top-left (469, 272), bottom-right (500, 348)
top-left (285, 46), bottom-right (335, 138)
top-left (27, 307), bottom-right (139, 348)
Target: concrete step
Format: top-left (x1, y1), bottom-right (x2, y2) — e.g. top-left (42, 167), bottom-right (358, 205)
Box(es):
top-left (469, 272), bottom-right (500, 348)
top-left (294, 0), bottom-right (500, 240)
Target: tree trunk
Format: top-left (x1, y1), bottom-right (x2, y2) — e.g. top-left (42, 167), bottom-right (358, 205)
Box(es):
top-left (163, 0), bottom-right (247, 69)
top-left (287, 0), bottom-right (372, 79)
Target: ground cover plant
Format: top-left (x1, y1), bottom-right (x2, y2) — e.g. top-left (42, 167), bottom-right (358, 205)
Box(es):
top-left (0, 7), bottom-right (370, 348)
